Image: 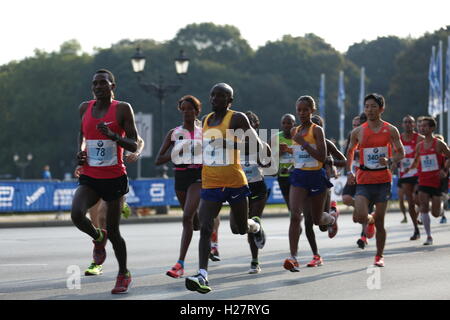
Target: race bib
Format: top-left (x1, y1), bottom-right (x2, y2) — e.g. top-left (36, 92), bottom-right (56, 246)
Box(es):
top-left (400, 158), bottom-right (417, 177)
top-left (172, 139), bottom-right (202, 165)
top-left (420, 154), bottom-right (439, 172)
top-left (293, 144), bottom-right (319, 169)
top-left (203, 138), bottom-right (230, 167)
top-left (280, 151), bottom-right (294, 164)
top-left (363, 146), bottom-right (388, 169)
top-left (86, 139), bottom-right (117, 167)
top-left (404, 145), bottom-right (414, 156)
top-left (241, 153), bottom-right (263, 183)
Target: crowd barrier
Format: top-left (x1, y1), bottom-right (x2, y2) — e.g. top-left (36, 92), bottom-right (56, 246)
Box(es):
top-left (0, 176), bottom-right (399, 213)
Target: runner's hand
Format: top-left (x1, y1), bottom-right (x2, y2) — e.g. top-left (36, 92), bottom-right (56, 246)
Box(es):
top-left (77, 151), bottom-right (87, 165)
top-left (347, 171), bottom-right (356, 185)
top-left (96, 122), bottom-right (116, 139)
top-left (74, 165), bottom-right (83, 178)
top-left (125, 151), bottom-right (140, 163)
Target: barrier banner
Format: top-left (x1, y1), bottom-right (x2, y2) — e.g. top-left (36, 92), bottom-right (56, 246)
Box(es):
top-left (0, 176), bottom-right (399, 213)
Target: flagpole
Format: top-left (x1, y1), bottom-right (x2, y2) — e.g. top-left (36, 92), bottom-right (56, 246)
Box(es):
top-left (359, 67), bottom-right (365, 115)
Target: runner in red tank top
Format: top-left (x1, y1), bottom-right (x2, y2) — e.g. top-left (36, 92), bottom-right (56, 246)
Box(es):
top-left (404, 117), bottom-right (450, 246)
top-left (346, 94), bottom-right (405, 267)
top-left (71, 69), bottom-right (139, 294)
top-left (397, 115), bottom-right (424, 240)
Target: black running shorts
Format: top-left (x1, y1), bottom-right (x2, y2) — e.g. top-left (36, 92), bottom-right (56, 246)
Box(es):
top-left (79, 174), bottom-right (129, 201)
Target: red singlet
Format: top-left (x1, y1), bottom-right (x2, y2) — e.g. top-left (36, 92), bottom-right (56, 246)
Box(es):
top-left (82, 100), bottom-right (127, 179)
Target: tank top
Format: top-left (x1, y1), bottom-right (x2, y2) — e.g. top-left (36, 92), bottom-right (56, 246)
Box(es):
top-left (277, 131), bottom-right (294, 177)
top-left (240, 148), bottom-right (264, 183)
top-left (171, 125), bottom-right (203, 171)
top-left (202, 110), bottom-right (247, 189)
top-left (418, 138), bottom-right (443, 188)
top-left (82, 100), bottom-right (126, 179)
top-left (357, 121), bottom-right (392, 185)
top-left (292, 123), bottom-right (323, 171)
top-left (400, 132), bottom-right (419, 178)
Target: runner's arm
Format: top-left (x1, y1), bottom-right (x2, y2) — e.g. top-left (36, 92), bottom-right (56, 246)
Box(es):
top-left (107, 102), bottom-right (138, 152)
top-left (387, 125), bottom-right (405, 165)
top-left (345, 128), bottom-right (359, 184)
top-left (155, 129), bottom-right (175, 165)
top-left (326, 139), bottom-right (347, 167)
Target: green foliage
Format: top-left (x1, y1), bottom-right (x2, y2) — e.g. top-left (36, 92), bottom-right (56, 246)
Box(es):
top-left (0, 23), bottom-right (448, 179)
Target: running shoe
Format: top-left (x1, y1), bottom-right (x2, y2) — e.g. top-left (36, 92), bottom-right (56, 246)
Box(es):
top-left (357, 236), bottom-right (368, 249)
top-left (410, 230), bottom-right (420, 240)
top-left (283, 258), bottom-right (300, 272)
top-left (92, 228), bottom-right (107, 265)
top-left (166, 263), bottom-right (184, 278)
top-left (209, 247), bottom-right (221, 262)
top-left (307, 255), bottom-right (323, 267)
top-left (423, 237), bottom-right (433, 246)
top-left (319, 225), bottom-right (328, 232)
top-left (121, 202), bottom-right (131, 219)
top-left (401, 217), bottom-right (408, 223)
top-left (111, 272), bottom-right (132, 294)
top-left (328, 207), bottom-right (339, 239)
top-left (365, 213), bottom-right (376, 239)
top-left (251, 216), bottom-right (266, 249)
top-left (84, 262), bottom-right (103, 276)
top-left (185, 274), bottom-right (211, 294)
top-left (248, 262), bottom-right (261, 274)
top-left (440, 215), bottom-right (447, 224)
top-left (374, 256), bottom-right (384, 267)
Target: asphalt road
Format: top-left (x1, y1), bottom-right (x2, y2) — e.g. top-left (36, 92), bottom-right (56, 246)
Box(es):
top-left (1, 210), bottom-right (450, 301)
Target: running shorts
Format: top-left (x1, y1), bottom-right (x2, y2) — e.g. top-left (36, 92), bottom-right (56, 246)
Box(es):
top-left (355, 183), bottom-right (391, 203)
top-left (174, 169), bottom-right (202, 192)
top-left (79, 174), bottom-right (129, 201)
top-left (290, 168), bottom-right (333, 196)
top-left (201, 185), bottom-right (251, 204)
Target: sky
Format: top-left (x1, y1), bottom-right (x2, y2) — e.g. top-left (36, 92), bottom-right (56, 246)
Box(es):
top-left (1, 0), bottom-right (449, 65)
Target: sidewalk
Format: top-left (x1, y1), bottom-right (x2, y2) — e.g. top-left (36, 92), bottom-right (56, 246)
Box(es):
top-left (0, 202), bottom-right (402, 229)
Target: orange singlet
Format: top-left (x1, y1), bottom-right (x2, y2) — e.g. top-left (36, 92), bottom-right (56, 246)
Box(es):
top-left (357, 121), bottom-right (392, 185)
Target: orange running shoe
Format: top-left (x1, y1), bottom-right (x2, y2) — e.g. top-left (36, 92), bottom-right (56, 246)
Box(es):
top-left (166, 263), bottom-right (184, 278)
top-left (365, 213), bottom-right (376, 239)
top-left (307, 255), bottom-right (323, 267)
top-left (374, 256), bottom-right (384, 267)
top-left (283, 258), bottom-right (300, 272)
top-left (111, 272), bottom-right (132, 294)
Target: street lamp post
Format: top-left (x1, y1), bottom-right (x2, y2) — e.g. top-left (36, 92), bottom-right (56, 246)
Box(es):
top-left (131, 47), bottom-right (190, 214)
top-left (13, 153), bottom-right (33, 179)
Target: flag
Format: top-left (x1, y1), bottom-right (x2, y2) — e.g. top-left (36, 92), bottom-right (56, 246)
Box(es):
top-left (319, 73), bottom-right (326, 122)
top-left (428, 46), bottom-right (439, 117)
top-left (337, 71), bottom-right (345, 151)
top-left (445, 36), bottom-right (450, 113)
top-left (359, 67), bottom-right (365, 115)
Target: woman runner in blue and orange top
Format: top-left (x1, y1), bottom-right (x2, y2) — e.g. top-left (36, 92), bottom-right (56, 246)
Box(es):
top-left (404, 116), bottom-right (450, 246)
top-left (283, 96), bottom-right (337, 272)
top-left (346, 93), bottom-right (404, 267)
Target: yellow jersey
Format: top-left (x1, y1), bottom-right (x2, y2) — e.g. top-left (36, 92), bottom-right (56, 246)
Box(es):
top-left (292, 123), bottom-right (323, 171)
top-left (202, 110), bottom-right (248, 188)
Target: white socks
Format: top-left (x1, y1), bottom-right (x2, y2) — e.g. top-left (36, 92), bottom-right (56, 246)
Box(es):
top-left (421, 213), bottom-right (431, 238)
top-left (199, 269), bottom-right (208, 279)
top-left (248, 219), bottom-right (260, 233)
